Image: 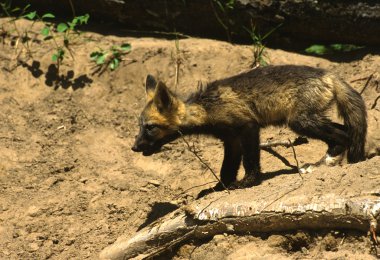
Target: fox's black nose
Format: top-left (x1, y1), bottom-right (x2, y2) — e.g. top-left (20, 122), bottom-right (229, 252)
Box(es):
top-left (131, 144), bottom-right (141, 152)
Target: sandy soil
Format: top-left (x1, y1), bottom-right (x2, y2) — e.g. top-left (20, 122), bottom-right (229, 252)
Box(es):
top-left (0, 18), bottom-right (379, 259)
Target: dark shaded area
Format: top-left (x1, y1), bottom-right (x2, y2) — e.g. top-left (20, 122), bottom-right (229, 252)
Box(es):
top-left (9, 0), bottom-right (380, 49)
top-left (19, 60), bottom-right (43, 78)
top-left (18, 60), bottom-right (93, 89)
top-left (137, 202), bottom-right (179, 231)
top-left (44, 64), bottom-right (93, 90)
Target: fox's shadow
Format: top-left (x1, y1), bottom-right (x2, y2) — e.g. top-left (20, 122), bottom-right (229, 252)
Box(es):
top-left (137, 202), bottom-right (179, 231)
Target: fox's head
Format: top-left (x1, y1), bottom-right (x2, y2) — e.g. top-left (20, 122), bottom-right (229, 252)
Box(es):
top-left (131, 75), bottom-right (184, 156)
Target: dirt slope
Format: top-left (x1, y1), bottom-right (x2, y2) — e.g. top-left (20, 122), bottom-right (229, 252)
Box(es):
top-left (0, 18), bottom-right (379, 259)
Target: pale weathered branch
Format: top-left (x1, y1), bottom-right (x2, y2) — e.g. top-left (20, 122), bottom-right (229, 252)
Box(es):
top-left (99, 192), bottom-right (380, 260)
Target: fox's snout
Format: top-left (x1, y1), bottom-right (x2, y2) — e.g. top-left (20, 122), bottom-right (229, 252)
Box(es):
top-left (131, 137), bottom-right (147, 152)
top-left (131, 143), bottom-right (141, 152)
top-left (131, 136), bottom-right (159, 156)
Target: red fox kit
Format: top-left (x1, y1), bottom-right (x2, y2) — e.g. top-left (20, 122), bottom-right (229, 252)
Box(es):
top-left (132, 65), bottom-right (367, 191)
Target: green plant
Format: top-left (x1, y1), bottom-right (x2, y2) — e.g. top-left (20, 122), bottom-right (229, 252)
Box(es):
top-left (173, 34), bottom-right (182, 93)
top-left (41, 13), bottom-right (89, 75)
top-left (90, 43), bottom-right (132, 75)
top-left (245, 22), bottom-right (280, 67)
top-left (0, 2), bottom-right (53, 60)
top-left (305, 44), bottom-right (363, 55)
top-left (211, 0), bottom-right (237, 42)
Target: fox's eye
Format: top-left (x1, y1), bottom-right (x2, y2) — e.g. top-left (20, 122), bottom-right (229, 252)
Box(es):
top-left (145, 124), bottom-right (160, 136)
top-left (145, 124), bottom-right (158, 131)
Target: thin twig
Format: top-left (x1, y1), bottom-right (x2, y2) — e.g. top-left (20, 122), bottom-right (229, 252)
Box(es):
top-left (261, 147), bottom-right (295, 169)
top-left (174, 35), bottom-right (181, 94)
top-left (68, 0), bottom-right (76, 17)
top-left (350, 75), bottom-right (372, 83)
top-left (288, 138), bottom-right (303, 179)
top-left (179, 131), bottom-right (229, 193)
top-left (359, 74), bottom-right (373, 95)
top-left (173, 180), bottom-right (216, 200)
top-left (371, 95), bottom-right (380, 110)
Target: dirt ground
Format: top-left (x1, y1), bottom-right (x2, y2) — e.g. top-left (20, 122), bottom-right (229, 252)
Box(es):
top-left (0, 19), bottom-right (379, 259)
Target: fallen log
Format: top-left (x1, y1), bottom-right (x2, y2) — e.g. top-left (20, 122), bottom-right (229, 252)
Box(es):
top-left (100, 191), bottom-right (380, 259)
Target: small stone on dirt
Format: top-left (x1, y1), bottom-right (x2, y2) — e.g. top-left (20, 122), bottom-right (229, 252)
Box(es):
top-left (28, 242), bottom-right (40, 252)
top-left (147, 180), bottom-right (160, 186)
top-left (26, 206), bottom-right (43, 217)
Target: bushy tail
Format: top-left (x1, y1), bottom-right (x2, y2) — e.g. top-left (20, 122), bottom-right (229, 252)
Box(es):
top-left (335, 79), bottom-right (367, 163)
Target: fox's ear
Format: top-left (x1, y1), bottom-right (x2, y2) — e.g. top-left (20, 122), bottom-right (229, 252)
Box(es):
top-left (145, 74), bottom-right (157, 100)
top-left (153, 81), bottom-right (176, 112)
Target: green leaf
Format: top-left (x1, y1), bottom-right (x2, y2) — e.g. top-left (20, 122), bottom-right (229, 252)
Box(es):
top-left (330, 44), bottom-right (363, 52)
top-left (11, 7), bottom-right (21, 13)
top-left (42, 13), bottom-right (55, 19)
top-left (22, 4), bottom-right (31, 12)
top-left (90, 51), bottom-right (102, 60)
top-left (96, 54), bottom-right (106, 65)
top-left (52, 53), bottom-right (58, 62)
top-left (24, 11), bottom-right (37, 20)
top-left (305, 45), bottom-right (329, 55)
top-left (120, 43), bottom-right (132, 52)
top-left (41, 27), bottom-right (50, 36)
top-left (52, 49), bottom-right (65, 62)
top-left (110, 59), bottom-right (119, 70)
top-left (57, 23), bottom-right (68, 33)
top-left (58, 49), bottom-right (65, 57)
top-left (68, 21), bottom-right (75, 30)
top-left (77, 14), bottom-right (90, 24)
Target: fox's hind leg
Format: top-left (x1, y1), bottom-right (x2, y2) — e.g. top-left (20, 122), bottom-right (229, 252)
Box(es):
top-left (289, 114), bottom-right (348, 172)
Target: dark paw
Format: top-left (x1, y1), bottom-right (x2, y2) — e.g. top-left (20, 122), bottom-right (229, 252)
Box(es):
top-left (229, 175), bottom-right (261, 189)
top-left (196, 182), bottom-right (226, 199)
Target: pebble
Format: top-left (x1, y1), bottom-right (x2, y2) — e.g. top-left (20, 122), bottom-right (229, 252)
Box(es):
top-left (29, 242), bottom-right (40, 252)
top-left (147, 180), bottom-right (160, 186)
top-left (66, 237), bottom-right (76, 246)
top-left (26, 206), bottom-right (42, 217)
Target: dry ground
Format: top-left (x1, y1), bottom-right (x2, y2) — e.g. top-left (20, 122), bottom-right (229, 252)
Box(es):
top-left (0, 18), bottom-right (379, 259)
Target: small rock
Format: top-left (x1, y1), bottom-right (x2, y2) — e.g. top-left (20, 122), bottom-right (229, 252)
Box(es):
top-left (139, 187), bottom-right (149, 192)
top-left (29, 242), bottom-right (40, 252)
top-left (65, 237), bottom-right (75, 246)
top-left (79, 177), bottom-right (88, 183)
top-left (147, 180), bottom-right (160, 186)
top-left (26, 206), bottom-right (42, 217)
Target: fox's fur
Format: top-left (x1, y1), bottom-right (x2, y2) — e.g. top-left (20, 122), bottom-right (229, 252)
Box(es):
top-left (132, 65), bottom-right (367, 191)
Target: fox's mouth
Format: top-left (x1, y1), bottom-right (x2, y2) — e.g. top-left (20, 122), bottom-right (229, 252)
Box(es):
top-left (132, 133), bottom-right (180, 156)
top-left (132, 143), bottom-right (163, 156)
top-left (142, 146), bottom-right (161, 156)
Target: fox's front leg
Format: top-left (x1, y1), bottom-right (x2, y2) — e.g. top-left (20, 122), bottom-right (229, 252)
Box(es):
top-left (197, 137), bottom-right (242, 198)
top-left (237, 124), bottom-right (261, 188)
top-left (219, 137), bottom-right (243, 188)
